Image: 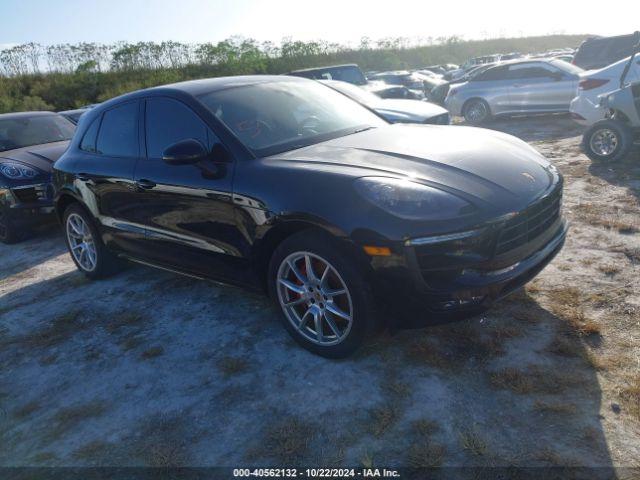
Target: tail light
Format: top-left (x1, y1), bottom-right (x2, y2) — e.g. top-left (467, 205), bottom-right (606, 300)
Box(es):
top-left (579, 78), bottom-right (609, 91)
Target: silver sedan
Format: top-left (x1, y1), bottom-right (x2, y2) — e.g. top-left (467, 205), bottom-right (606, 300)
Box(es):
top-left (445, 59), bottom-right (583, 124)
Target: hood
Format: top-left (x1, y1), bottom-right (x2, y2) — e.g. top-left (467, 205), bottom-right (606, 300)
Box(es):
top-left (273, 124), bottom-right (557, 211)
top-left (0, 141), bottom-right (70, 173)
top-left (373, 99), bottom-right (448, 123)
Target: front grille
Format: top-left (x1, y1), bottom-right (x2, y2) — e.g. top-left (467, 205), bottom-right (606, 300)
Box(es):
top-left (495, 186), bottom-right (562, 256)
top-left (11, 184), bottom-right (51, 204)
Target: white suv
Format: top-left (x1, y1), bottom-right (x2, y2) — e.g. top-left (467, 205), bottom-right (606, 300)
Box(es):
top-left (570, 56), bottom-right (640, 126)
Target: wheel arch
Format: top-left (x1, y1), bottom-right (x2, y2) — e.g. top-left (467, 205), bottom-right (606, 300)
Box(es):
top-left (462, 97), bottom-right (491, 115)
top-left (253, 219), bottom-right (370, 291)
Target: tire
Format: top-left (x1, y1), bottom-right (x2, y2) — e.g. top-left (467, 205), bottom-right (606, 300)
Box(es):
top-left (0, 206), bottom-right (21, 244)
top-left (463, 98), bottom-right (492, 125)
top-left (582, 119), bottom-right (634, 163)
top-left (267, 230), bottom-right (377, 358)
top-left (62, 203), bottom-right (123, 279)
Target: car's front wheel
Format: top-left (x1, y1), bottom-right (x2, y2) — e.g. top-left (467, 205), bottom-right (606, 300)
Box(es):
top-left (268, 231), bottom-right (376, 358)
top-left (582, 119), bottom-right (634, 163)
top-left (63, 203), bottom-right (122, 279)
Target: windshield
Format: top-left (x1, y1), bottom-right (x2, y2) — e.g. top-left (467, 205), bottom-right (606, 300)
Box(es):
top-left (550, 59), bottom-right (584, 75)
top-left (199, 80), bottom-right (387, 156)
top-left (324, 81), bottom-right (381, 107)
top-left (0, 114), bottom-right (75, 152)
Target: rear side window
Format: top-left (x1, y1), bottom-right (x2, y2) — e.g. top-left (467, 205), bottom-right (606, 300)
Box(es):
top-left (474, 66), bottom-right (507, 81)
top-left (79, 117), bottom-right (100, 153)
top-left (145, 98), bottom-right (209, 158)
top-left (96, 102), bottom-right (139, 157)
top-left (506, 64), bottom-right (558, 80)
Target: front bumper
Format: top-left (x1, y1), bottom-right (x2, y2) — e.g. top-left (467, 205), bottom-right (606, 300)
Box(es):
top-left (371, 218), bottom-right (567, 326)
top-left (1, 183), bottom-right (56, 227)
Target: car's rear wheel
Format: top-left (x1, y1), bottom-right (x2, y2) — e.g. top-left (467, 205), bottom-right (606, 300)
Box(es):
top-left (268, 231), bottom-right (376, 358)
top-left (582, 119), bottom-right (634, 163)
top-left (463, 98), bottom-right (492, 125)
top-left (63, 203), bottom-right (122, 279)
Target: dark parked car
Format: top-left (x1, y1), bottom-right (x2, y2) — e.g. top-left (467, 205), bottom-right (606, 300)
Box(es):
top-left (59, 105), bottom-right (97, 125)
top-left (0, 111), bottom-right (75, 243)
top-left (53, 76), bottom-right (567, 357)
top-left (573, 32), bottom-right (640, 70)
top-left (287, 64), bottom-right (367, 85)
top-left (321, 80), bottom-right (450, 124)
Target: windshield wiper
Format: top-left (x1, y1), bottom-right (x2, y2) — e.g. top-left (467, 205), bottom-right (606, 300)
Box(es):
top-left (351, 126), bottom-right (376, 135)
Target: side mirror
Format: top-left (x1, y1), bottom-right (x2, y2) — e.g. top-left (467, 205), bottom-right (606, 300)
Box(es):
top-left (162, 139), bottom-right (207, 165)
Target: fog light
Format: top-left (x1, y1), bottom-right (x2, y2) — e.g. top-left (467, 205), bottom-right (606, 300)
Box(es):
top-left (363, 245), bottom-right (391, 256)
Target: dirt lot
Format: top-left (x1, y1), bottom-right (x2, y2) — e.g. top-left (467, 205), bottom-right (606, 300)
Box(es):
top-left (1, 115), bottom-right (639, 473)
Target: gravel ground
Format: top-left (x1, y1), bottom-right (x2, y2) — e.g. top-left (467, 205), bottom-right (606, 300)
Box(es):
top-left (1, 114), bottom-right (639, 473)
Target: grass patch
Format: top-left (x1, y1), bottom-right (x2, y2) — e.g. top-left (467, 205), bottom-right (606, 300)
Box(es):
top-left (14, 310), bottom-right (85, 349)
top-left (407, 442), bottom-right (446, 467)
top-left (619, 376), bottom-right (640, 420)
top-left (105, 312), bottom-right (144, 334)
top-left (412, 419), bottom-right (440, 437)
top-left (13, 400), bottom-right (40, 419)
top-left (217, 356), bottom-right (249, 377)
top-left (533, 400), bottom-right (577, 415)
top-left (72, 440), bottom-right (111, 460)
top-left (47, 401), bottom-right (107, 440)
top-left (490, 366), bottom-right (581, 395)
top-left (369, 404), bottom-right (399, 437)
top-left (140, 346), bottom-right (164, 360)
top-left (459, 428), bottom-right (487, 456)
top-left (598, 264), bottom-right (621, 276)
top-left (119, 335), bottom-right (144, 351)
top-left (256, 418), bottom-right (315, 463)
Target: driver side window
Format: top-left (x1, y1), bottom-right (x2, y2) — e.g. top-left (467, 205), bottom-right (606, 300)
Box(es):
top-left (145, 97), bottom-right (210, 159)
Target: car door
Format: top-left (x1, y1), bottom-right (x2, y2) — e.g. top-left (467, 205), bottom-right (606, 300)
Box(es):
top-left (507, 63), bottom-right (576, 112)
top-left (73, 100), bottom-right (147, 256)
top-left (130, 96), bottom-right (251, 285)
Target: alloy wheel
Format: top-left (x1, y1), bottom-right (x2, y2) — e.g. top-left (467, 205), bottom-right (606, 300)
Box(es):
top-left (466, 101), bottom-right (488, 123)
top-left (276, 251), bottom-right (353, 346)
top-left (590, 128), bottom-right (619, 157)
top-left (66, 213), bottom-right (97, 272)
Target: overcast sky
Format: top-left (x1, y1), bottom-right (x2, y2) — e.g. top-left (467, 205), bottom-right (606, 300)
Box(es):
top-left (0, 0), bottom-right (636, 46)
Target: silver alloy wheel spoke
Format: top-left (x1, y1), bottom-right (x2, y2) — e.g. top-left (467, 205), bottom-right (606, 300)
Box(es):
top-left (276, 251), bottom-right (354, 346)
top-left (288, 259), bottom-right (307, 284)
top-left (304, 255), bottom-right (317, 282)
top-left (326, 303), bottom-right (350, 320)
top-left (279, 278), bottom-right (306, 295)
top-left (323, 313), bottom-right (341, 338)
top-left (324, 288), bottom-right (346, 297)
top-left (66, 213), bottom-right (98, 272)
top-left (313, 309), bottom-right (323, 342)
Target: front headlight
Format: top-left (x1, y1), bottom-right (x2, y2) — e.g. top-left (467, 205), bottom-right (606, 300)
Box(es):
top-left (0, 162), bottom-right (39, 180)
top-left (354, 176), bottom-right (473, 220)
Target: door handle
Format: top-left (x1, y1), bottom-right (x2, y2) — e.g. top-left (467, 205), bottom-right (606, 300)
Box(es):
top-left (135, 179), bottom-right (156, 190)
